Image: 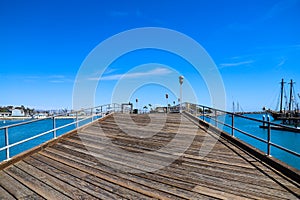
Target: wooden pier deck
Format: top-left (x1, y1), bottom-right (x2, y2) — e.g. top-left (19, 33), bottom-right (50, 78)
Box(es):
top-left (0, 113), bottom-right (299, 199)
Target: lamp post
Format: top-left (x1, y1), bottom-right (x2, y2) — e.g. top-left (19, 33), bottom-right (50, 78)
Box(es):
top-left (165, 93), bottom-right (168, 113)
top-left (179, 76), bottom-right (184, 113)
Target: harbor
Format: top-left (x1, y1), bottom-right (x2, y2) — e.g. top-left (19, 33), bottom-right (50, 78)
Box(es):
top-left (1, 1), bottom-right (300, 199)
top-left (0, 111), bottom-right (299, 199)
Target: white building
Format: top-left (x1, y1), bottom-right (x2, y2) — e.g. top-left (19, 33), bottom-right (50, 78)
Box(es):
top-left (0, 111), bottom-right (11, 117)
top-left (11, 109), bottom-right (25, 117)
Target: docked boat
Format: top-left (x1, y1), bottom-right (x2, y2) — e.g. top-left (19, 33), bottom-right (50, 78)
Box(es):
top-left (264, 79), bottom-right (300, 125)
top-left (32, 113), bottom-right (48, 119)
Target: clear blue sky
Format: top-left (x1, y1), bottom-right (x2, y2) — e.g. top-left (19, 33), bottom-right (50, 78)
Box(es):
top-left (1, 0), bottom-right (300, 111)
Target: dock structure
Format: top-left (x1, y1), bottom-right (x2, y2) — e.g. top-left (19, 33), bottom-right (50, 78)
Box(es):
top-left (0, 113), bottom-right (299, 199)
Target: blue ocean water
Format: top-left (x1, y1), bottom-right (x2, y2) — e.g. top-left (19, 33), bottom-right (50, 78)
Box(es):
top-left (0, 117), bottom-right (97, 162)
top-left (0, 119), bottom-right (28, 127)
top-left (202, 114), bottom-right (300, 170)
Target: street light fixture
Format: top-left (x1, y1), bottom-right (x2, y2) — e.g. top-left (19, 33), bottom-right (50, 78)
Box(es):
top-left (165, 93), bottom-right (169, 113)
top-left (179, 76), bottom-right (184, 113)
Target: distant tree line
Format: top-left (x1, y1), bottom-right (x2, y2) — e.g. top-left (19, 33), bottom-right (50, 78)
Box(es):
top-left (0, 105), bottom-right (35, 116)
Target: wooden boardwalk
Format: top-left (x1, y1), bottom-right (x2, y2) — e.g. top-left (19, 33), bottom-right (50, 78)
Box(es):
top-left (0, 113), bottom-right (299, 199)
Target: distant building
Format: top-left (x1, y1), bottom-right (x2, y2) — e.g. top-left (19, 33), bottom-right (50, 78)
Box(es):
top-left (11, 108), bottom-right (25, 117)
top-left (0, 111), bottom-right (11, 117)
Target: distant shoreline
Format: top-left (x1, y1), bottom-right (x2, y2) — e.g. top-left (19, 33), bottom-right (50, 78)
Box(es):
top-left (0, 116), bottom-right (80, 120)
top-left (0, 117), bottom-right (32, 120)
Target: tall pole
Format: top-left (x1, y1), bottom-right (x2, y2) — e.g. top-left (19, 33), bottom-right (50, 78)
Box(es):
top-left (289, 79), bottom-right (294, 112)
top-left (179, 76), bottom-right (184, 113)
top-left (136, 98), bottom-right (138, 113)
top-left (165, 93), bottom-right (169, 113)
top-left (280, 78), bottom-right (285, 112)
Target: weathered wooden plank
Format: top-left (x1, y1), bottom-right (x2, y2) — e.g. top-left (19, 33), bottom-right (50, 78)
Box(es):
top-left (15, 161), bottom-right (98, 200)
top-left (28, 154), bottom-right (151, 200)
top-left (41, 147), bottom-right (192, 200)
top-left (0, 171), bottom-right (44, 199)
top-left (43, 144), bottom-right (270, 200)
top-left (138, 170), bottom-right (256, 200)
top-left (0, 185), bottom-right (16, 200)
top-left (162, 168), bottom-right (294, 199)
top-left (74, 131), bottom-right (257, 175)
top-left (181, 157), bottom-right (299, 190)
top-left (193, 185), bottom-right (251, 200)
top-left (74, 134), bottom-right (256, 181)
top-left (56, 140), bottom-right (173, 171)
top-left (68, 137), bottom-right (298, 198)
top-left (26, 155), bottom-right (122, 200)
top-left (52, 138), bottom-right (296, 199)
top-left (5, 165), bottom-right (71, 200)
top-left (65, 133), bottom-right (288, 192)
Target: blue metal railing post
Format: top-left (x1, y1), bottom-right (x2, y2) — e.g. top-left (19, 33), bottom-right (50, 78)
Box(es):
top-left (231, 113), bottom-right (234, 137)
top-left (267, 115), bottom-right (271, 156)
top-left (214, 109), bottom-right (217, 127)
top-left (53, 116), bottom-right (56, 138)
top-left (5, 127), bottom-right (9, 160)
top-left (76, 111), bottom-right (78, 128)
top-left (91, 108), bottom-right (93, 122)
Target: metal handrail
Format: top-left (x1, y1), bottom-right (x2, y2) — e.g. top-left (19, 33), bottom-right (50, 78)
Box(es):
top-left (183, 103), bottom-right (300, 159)
top-left (213, 117), bottom-right (267, 144)
top-left (0, 103), bottom-right (121, 161)
top-left (0, 114), bottom-right (97, 151)
top-left (0, 103), bottom-right (120, 130)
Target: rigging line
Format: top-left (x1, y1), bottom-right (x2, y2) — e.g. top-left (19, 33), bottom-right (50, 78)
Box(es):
top-left (239, 103), bottom-right (245, 112)
top-left (275, 96), bottom-right (279, 111)
top-left (292, 86), bottom-right (298, 106)
top-left (275, 86), bottom-right (280, 111)
top-left (274, 85), bottom-right (283, 111)
top-left (266, 84), bottom-right (280, 110)
top-left (284, 87), bottom-right (288, 110)
top-left (269, 92), bottom-right (277, 110)
top-left (292, 88), bottom-right (299, 112)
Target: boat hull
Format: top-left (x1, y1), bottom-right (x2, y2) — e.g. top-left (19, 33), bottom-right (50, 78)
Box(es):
top-left (267, 110), bottom-right (300, 120)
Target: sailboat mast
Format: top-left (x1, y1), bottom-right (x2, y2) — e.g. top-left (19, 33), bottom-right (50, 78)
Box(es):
top-left (280, 78), bottom-right (285, 112)
top-left (288, 79), bottom-right (294, 111)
